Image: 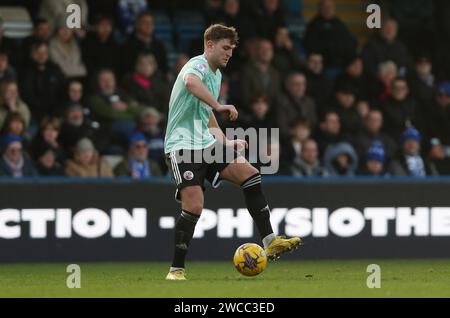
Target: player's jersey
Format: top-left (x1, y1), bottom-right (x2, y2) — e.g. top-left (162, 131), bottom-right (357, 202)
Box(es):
top-left (164, 54), bottom-right (222, 154)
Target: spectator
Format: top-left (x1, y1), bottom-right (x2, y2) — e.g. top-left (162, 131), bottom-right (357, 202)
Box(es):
top-left (0, 135), bottom-right (37, 177)
top-left (331, 84), bottom-right (362, 135)
top-left (281, 118), bottom-right (312, 163)
top-left (358, 141), bottom-right (388, 177)
top-left (362, 18), bottom-right (413, 77)
top-left (65, 137), bottom-right (113, 177)
top-left (0, 80), bottom-right (31, 129)
top-left (49, 16), bottom-right (87, 80)
top-left (388, 126), bottom-right (437, 176)
top-left (315, 110), bottom-right (344, 155)
top-left (335, 55), bottom-right (370, 100)
top-left (424, 81), bottom-right (450, 146)
top-left (253, 0), bottom-right (286, 40)
top-left (0, 113), bottom-right (30, 148)
top-left (34, 144), bottom-right (65, 176)
top-left (368, 60), bottom-right (398, 107)
top-left (408, 55), bottom-right (437, 109)
top-left (59, 104), bottom-right (108, 156)
top-left (272, 27), bottom-right (303, 78)
top-left (237, 95), bottom-right (276, 130)
top-left (117, 0), bottom-right (149, 36)
top-left (65, 80), bottom-right (86, 109)
top-left (203, 0), bottom-right (224, 26)
top-left (82, 14), bottom-right (122, 78)
top-left (303, 0), bottom-right (357, 71)
top-left (168, 54), bottom-right (190, 84)
top-left (0, 18), bottom-right (19, 67)
top-left (324, 142), bottom-right (358, 176)
top-left (39, 0), bottom-right (89, 34)
top-left (350, 109), bottom-right (398, 162)
top-left (124, 12), bottom-right (168, 75)
top-left (302, 52), bottom-right (333, 110)
top-left (0, 49), bottom-right (17, 82)
top-left (277, 72), bottom-right (317, 137)
top-left (30, 117), bottom-right (66, 168)
top-left (20, 41), bottom-right (65, 122)
top-left (215, 0), bottom-right (257, 44)
top-left (121, 53), bottom-right (170, 113)
top-left (114, 132), bottom-right (162, 178)
top-left (135, 107), bottom-right (165, 172)
top-left (20, 18), bottom-right (51, 67)
top-left (89, 69), bottom-right (146, 152)
top-left (381, 78), bottom-right (421, 141)
top-left (427, 138), bottom-right (450, 175)
top-left (290, 138), bottom-right (329, 177)
top-left (241, 39), bottom-right (281, 109)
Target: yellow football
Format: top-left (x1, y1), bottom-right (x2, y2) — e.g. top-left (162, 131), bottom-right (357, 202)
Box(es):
top-left (233, 243), bottom-right (267, 276)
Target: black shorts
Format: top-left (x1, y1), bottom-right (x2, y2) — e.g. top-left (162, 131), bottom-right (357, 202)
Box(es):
top-left (165, 141), bottom-right (240, 202)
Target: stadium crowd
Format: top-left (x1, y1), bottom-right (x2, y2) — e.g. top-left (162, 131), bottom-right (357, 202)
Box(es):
top-left (0, 0), bottom-right (450, 178)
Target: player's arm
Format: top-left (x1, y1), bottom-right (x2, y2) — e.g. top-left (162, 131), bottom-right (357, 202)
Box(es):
top-left (208, 112), bottom-right (248, 151)
top-left (184, 73), bottom-right (238, 121)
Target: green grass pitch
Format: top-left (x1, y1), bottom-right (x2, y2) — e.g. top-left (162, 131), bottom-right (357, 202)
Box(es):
top-left (0, 260), bottom-right (449, 297)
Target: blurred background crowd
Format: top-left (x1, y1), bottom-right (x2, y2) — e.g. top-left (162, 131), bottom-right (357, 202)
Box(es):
top-left (0, 0), bottom-right (449, 178)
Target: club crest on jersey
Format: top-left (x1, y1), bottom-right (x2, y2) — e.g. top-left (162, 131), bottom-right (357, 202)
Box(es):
top-left (196, 63), bottom-right (207, 73)
top-left (183, 171), bottom-right (194, 181)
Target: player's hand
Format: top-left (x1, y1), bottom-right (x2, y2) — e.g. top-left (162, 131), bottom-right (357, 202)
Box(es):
top-left (227, 139), bottom-right (248, 153)
top-left (217, 104), bottom-right (238, 121)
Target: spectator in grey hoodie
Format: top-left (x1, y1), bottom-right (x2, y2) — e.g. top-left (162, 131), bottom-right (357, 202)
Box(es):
top-left (324, 141), bottom-right (358, 176)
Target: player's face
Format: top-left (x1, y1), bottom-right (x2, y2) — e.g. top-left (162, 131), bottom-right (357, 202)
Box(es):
top-left (211, 39), bottom-right (235, 68)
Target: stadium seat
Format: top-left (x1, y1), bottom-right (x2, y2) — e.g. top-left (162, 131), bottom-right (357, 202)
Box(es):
top-left (173, 11), bottom-right (205, 53)
top-left (0, 6), bottom-right (33, 38)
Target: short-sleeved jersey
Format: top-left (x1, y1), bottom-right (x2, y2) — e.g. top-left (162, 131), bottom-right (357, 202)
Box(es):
top-left (164, 54), bottom-right (222, 154)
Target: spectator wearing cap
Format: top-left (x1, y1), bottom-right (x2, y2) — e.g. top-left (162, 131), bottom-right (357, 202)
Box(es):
top-left (0, 113), bottom-right (31, 149)
top-left (303, 0), bottom-right (357, 72)
top-left (388, 127), bottom-right (437, 176)
top-left (277, 72), bottom-right (318, 138)
top-left (323, 141), bottom-right (358, 176)
top-left (0, 80), bottom-right (31, 129)
top-left (65, 138), bottom-right (113, 177)
top-left (0, 49), bottom-right (17, 82)
top-left (20, 41), bottom-right (65, 122)
top-left (425, 82), bottom-right (450, 146)
top-left (121, 53), bottom-right (170, 113)
top-left (81, 14), bottom-right (122, 79)
top-left (427, 138), bottom-right (450, 175)
top-left (34, 144), bottom-right (65, 176)
top-left (49, 15), bottom-right (87, 80)
top-left (381, 78), bottom-right (421, 142)
top-left (114, 132), bottom-right (162, 178)
top-left (358, 141), bottom-right (389, 177)
top-left (135, 107), bottom-right (165, 171)
top-left (0, 135), bottom-right (37, 177)
top-left (289, 139), bottom-right (329, 177)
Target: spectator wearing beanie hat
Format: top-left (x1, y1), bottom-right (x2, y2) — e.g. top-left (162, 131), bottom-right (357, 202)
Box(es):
top-left (358, 140), bottom-right (389, 176)
top-left (0, 135), bottom-right (38, 177)
top-left (114, 132), bottom-right (162, 178)
top-left (65, 138), bottom-right (113, 177)
top-left (388, 126), bottom-right (437, 176)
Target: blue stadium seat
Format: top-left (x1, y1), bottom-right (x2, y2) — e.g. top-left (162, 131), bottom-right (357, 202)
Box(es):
top-left (173, 11), bottom-right (205, 53)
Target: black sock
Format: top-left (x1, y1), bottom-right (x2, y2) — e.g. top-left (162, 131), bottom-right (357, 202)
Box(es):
top-left (172, 210), bottom-right (199, 269)
top-left (241, 173), bottom-right (274, 239)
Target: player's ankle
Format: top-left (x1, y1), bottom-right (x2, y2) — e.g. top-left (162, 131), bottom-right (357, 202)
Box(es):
top-left (170, 267), bottom-right (185, 272)
top-left (262, 233), bottom-right (276, 248)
